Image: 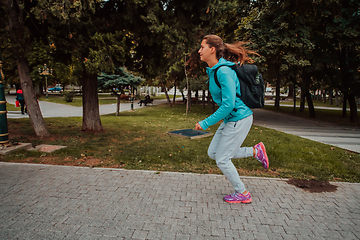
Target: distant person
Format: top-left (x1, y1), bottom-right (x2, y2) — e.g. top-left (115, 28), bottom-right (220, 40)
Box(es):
top-left (145, 94), bottom-right (151, 106)
top-left (138, 94), bottom-right (151, 106)
top-left (16, 87), bottom-right (27, 114)
top-left (195, 35), bottom-right (269, 204)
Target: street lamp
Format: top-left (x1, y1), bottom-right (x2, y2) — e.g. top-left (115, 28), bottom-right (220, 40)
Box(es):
top-left (131, 85), bottom-right (134, 111)
top-left (38, 64), bottom-right (53, 99)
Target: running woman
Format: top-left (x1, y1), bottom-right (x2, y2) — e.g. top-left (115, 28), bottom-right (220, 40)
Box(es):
top-left (195, 35), bottom-right (269, 204)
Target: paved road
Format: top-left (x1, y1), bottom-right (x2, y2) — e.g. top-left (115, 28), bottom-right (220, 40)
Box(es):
top-left (253, 109), bottom-right (360, 153)
top-left (0, 162), bottom-right (359, 240)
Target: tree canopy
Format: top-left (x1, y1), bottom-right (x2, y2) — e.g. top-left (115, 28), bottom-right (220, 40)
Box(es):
top-left (1, 0), bottom-right (358, 130)
top-left (98, 67), bottom-right (144, 91)
top-left (235, 0), bottom-right (359, 121)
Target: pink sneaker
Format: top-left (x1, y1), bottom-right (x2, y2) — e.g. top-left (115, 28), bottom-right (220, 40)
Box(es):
top-left (223, 191), bottom-right (252, 204)
top-left (254, 142), bottom-right (269, 169)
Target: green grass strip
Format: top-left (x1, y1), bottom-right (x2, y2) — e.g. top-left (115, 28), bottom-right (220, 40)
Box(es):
top-left (3, 104), bottom-right (359, 182)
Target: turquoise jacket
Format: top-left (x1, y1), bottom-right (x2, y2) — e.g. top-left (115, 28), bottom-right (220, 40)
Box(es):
top-left (198, 58), bottom-right (253, 130)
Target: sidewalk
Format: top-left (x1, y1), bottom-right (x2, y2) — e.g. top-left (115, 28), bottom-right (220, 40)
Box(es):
top-left (0, 162), bottom-right (359, 240)
top-left (5, 94), bottom-right (168, 119)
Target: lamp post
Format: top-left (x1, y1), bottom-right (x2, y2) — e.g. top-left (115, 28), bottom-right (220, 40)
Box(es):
top-left (130, 85), bottom-right (134, 111)
top-left (38, 64), bottom-right (53, 99)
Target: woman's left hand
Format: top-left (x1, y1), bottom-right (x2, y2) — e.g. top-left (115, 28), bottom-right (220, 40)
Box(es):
top-left (195, 123), bottom-right (203, 130)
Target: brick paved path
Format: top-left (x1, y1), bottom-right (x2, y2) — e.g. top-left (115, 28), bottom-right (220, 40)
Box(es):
top-left (0, 162), bottom-right (359, 240)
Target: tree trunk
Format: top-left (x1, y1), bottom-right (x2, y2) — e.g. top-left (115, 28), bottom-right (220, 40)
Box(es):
top-left (293, 81), bottom-right (296, 113)
top-left (202, 89), bottom-right (206, 109)
top-left (288, 83), bottom-right (294, 98)
top-left (302, 73), bottom-right (316, 118)
top-left (274, 78), bottom-right (280, 109)
top-left (207, 91), bottom-right (211, 105)
top-left (337, 45), bottom-right (358, 122)
top-left (347, 93), bottom-right (358, 122)
top-left (209, 92), bottom-right (215, 113)
top-left (187, 88), bottom-right (191, 109)
top-left (39, 82), bottom-right (44, 96)
top-left (342, 94), bottom-right (347, 118)
top-left (180, 90), bottom-right (186, 104)
top-left (306, 91), bottom-right (316, 118)
top-left (164, 89), bottom-right (172, 107)
top-left (211, 99), bottom-right (215, 113)
top-left (300, 83), bottom-right (306, 112)
top-left (111, 92), bottom-right (120, 116)
top-left (6, 0), bottom-right (50, 137)
top-left (82, 71), bottom-right (103, 131)
top-left (329, 89), bottom-right (333, 105)
top-left (173, 84), bottom-right (177, 105)
top-left (159, 77), bottom-right (172, 107)
top-left (17, 58), bottom-right (50, 137)
top-left (335, 89), bottom-right (340, 106)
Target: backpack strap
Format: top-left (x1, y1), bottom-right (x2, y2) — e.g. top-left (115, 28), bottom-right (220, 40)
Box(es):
top-left (213, 66), bottom-right (239, 112)
top-left (213, 65), bottom-right (241, 98)
top-left (213, 66), bottom-right (222, 90)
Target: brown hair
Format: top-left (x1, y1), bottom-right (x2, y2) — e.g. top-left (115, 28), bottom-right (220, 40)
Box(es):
top-left (203, 35), bottom-right (259, 65)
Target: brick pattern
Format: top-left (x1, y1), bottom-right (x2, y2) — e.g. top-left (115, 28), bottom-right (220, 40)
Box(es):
top-left (0, 162), bottom-right (359, 240)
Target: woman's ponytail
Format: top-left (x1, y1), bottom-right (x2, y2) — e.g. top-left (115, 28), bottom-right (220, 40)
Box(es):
top-left (223, 42), bottom-right (259, 65)
top-left (203, 35), bottom-right (259, 65)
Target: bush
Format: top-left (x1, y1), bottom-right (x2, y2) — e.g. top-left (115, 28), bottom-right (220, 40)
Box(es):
top-left (63, 91), bottom-right (75, 102)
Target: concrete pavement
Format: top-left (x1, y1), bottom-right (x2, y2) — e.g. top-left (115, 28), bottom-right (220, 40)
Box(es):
top-left (0, 162), bottom-right (359, 240)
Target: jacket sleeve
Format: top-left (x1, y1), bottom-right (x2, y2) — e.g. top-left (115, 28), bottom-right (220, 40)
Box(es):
top-left (199, 67), bottom-right (236, 130)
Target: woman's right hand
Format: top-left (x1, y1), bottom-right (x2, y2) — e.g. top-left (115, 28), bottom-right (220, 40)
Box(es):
top-left (195, 123), bottom-right (203, 130)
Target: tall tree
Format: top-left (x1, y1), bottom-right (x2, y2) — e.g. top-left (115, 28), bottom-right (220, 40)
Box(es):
top-left (236, 0), bottom-right (359, 122)
top-left (34, 0), bottom-right (128, 131)
top-left (110, 0), bottom-right (215, 107)
top-left (98, 67), bottom-right (144, 115)
top-left (314, 0), bottom-right (359, 122)
top-left (237, 0), bottom-right (316, 115)
top-left (1, 0), bottom-right (50, 137)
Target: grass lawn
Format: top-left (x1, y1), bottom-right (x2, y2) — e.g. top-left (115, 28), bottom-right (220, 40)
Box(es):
top-left (6, 103), bottom-right (18, 111)
top-left (37, 94), bottom-right (121, 107)
top-left (274, 98), bottom-right (346, 108)
top-left (2, 104), bottom-right (359, 183)
top-left (152, 94), bottom-right (183, 100)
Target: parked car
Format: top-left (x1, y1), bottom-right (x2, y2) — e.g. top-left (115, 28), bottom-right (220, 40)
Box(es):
top-left (48, 86), bottom-right (61, 92)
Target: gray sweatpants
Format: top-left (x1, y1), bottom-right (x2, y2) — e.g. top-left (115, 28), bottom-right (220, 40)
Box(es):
top-left (207, 115), bottom-right (254, 193)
